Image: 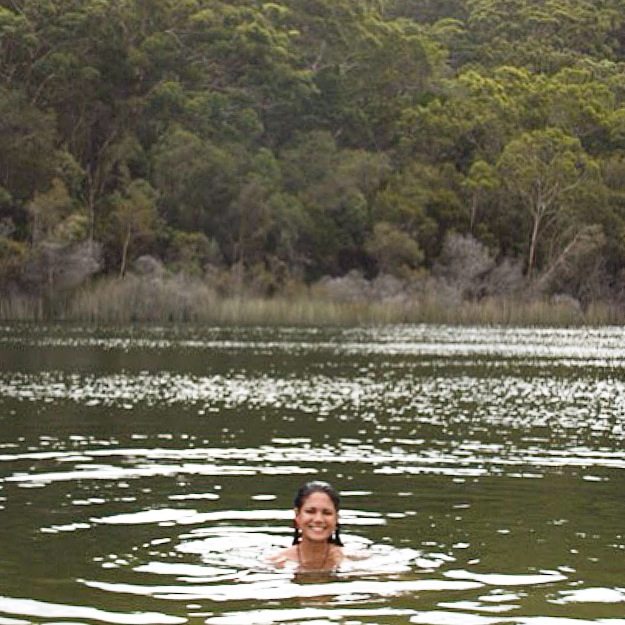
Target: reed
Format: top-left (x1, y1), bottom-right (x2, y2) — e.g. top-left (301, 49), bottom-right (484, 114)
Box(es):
top-left (0, 293), bottom-right (44, 321)
top-left (1, 276), bottom-right (623, 326)
top-left (582, 301), bottom-right (625, 326)
top-left (67, 275), bottom-right (219, 323)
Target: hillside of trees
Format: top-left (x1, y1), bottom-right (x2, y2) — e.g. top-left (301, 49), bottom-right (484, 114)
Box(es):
top-left (2, 0), bottom-right (625, 317)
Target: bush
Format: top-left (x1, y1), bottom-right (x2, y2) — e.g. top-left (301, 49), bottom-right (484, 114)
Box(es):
top-left (365, 221), bottom-right (424, 276)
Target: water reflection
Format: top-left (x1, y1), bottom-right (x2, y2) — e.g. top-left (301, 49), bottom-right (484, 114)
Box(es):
top-left (0, 596), bottom-right (185, 624)
top-left (3, 324), bottom-right (625, 366)
top-left (2, 443), bottom-right (624, 491)
top-left (83, 577), bottom-right (484, 602)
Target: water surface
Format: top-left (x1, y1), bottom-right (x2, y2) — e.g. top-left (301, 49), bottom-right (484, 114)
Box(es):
top-left (0, 324), bottom-right (624, 624)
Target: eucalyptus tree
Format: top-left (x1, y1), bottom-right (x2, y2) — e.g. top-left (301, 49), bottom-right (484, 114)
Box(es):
top-left (372, 160), bottom-right (461, 263)
top-left (463, 159), bottom-right (500, 233)
top-left (384, 0), bottom-right (468, 23)
top-left (280, 130), bottom-right (390, 276)
top-left (365, 221), bottom-right (424, 276)
top-left (0, 87), bottom-right (59, 203)
top-left (465, 0), bottom-right (625, 70)
top-left (280, 0), bottom-right (439, 150)
top-left (398, 66), bottom-right (531, 170)
top-left (497, 127), bottom-right (601, 279)
top-left (108, 178), bottom-right (158, 278)
top-left (151, 126), bottom-right (238, 237)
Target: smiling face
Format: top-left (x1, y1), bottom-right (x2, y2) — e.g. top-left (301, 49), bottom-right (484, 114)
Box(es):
top-left (294, 490), bottom-right (338, 543)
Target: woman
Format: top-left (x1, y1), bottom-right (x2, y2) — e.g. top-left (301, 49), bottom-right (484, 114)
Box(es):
top-left (270, 480), bottom-right (344, 571)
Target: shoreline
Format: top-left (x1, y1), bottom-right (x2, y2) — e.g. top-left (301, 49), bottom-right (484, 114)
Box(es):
top-left (1, 276), bottom-right (623, 327)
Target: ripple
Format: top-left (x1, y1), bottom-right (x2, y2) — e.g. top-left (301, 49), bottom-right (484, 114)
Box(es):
top-left (92, 508), bottom-right (384, 527)
top-left (410, 614), bottom-right (625, 625)
top-left (444, 570), bottom-right (567, 586)
top-left (1, 371), bottom-right (624, 444)
top-left (3, 325), bottom-right (625, 366)
top-left (82, 577), bottom-right (483, 602)
top-left (4, 440), bottom-right (625, 490)
top-left (552, 587), bottom-right (625, 604)
top-left (205, 607), bottom-right (418, 625)
top-left (2, 324), bottom-right (625, 625)
top-left (0, 597), bottom-right (184, 624)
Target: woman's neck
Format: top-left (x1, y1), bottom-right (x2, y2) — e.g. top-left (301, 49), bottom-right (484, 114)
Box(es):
top-left (297, 539), bottom-right (330, 568)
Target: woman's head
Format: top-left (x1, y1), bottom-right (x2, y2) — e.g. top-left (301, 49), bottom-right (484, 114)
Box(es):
top-left (293, 480), bottom-right (341, 512)
top-left (292, 480), bottom-right (343, 546)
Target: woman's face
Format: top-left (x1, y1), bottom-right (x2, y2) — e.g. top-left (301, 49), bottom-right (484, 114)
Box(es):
top-left (294, 491), bottom-right (338, 543)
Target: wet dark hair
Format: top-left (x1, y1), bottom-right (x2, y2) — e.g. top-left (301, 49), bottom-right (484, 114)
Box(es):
top-left (291, 480), bottom-right (344, 546)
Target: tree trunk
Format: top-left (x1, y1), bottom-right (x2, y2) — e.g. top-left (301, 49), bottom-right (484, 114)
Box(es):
top-left (527, 213), bottom-right (541, 280)
top-left (86, 171), bottom-right (97, 243)
top-left (470, 194), bottom-right (478, 233)
top-left (120, 227), bottom-right (131, 278)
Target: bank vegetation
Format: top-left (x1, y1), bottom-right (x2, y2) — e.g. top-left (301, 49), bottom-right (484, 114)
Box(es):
top-left (2, 1), bottom-right (625, 325)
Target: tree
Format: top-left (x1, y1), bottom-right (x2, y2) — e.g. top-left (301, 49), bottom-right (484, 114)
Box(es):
top-left (0, 87), bottom-right (59, 201)
top-left (433, 232), bottom-right (496, 298)
top-left (283, 0), bottom-right (437, 149)
top-left (464, 0), bottom-right (625, 71)
top-left (22, 178), bottom-right (101, 299)
top-left (22, 239), bottom-right (102, 300)
top-left (533, 224), bottom-right (606, 299)
top-left (151, 127), bottom-right (238, 236)
top-left (542, 67), bottom-right (616, 149)
top-left (399, 67), bottom-right (533, 169)
top-left (27, 178), bottom-right (73, 244)
top-left (463, 159), bottom-right (500, 232)
top-left (385, 0), bottom-right (468, 23)
top-left (165, 229), bottom-right (221, 276)
top-left (365, 221), bottom-right (424, 275)
top-left (109, 179), bottom-right (158, 277)
top-left (281, 131), bottom-right (388, 276)
top-left (0, 235), bottom-right (27, 288)
top-left (373, 160), bottom-right (462, 263)
top-left (497, 128), bottom-right (600, 279)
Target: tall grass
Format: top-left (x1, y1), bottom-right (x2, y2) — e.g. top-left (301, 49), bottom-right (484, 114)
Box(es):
top-left (1, 275), bottom-right (624, 326)
top-left (0, 293), bottom-right (44, 321)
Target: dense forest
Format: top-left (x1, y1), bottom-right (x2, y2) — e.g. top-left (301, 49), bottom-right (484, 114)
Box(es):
top-left (2, 0), bottom-right (625, 318)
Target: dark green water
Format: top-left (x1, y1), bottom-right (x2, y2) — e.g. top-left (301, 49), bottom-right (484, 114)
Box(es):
top-left (0, 324), bottom-right (624, 625)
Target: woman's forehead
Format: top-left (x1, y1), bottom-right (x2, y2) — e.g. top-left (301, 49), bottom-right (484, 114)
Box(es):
top-left (300, 491), bottom-right (336, 508)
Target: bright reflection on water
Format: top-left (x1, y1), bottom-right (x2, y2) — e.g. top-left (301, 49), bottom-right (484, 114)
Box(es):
top-left (0, 324), bottom-right (624, 625)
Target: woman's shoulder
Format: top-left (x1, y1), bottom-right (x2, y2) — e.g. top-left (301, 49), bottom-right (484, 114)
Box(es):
top-left (267, 543), bottom-right (346, 569)
top-left (267, 545), bottom-right (298, 567)
top-left (327, 543), bottom-right (344, 567)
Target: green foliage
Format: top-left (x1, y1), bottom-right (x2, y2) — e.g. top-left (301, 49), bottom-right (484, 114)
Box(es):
top-left (365, 221), bottom-right (424, 275)
top-left (27, 178), bottom-right (75, 243)
top-left (464, 0), bottom-right (625, 71)
top-left (151, 127), bottom-right (238, 234)
top-left (280, 131), bottom-right (389, 275)
top-left (107, 178), bottom-right (158, 276)
top-left (0, 88), bottom-right (59, 200)
top-left (463, 159), bottom-right (500, 231)
top-left (165, 230), bottom-right (221, 275)
top-left (374, 161), bottom-right (461, 262)
top-left (498, 127), bottom-right (602, 277)
top-left (0, 235), bottom-right (27, 286)
top-left (3, 0), bottom-right (625, 306)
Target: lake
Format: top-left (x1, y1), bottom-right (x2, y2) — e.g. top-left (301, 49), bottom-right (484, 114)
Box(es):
top-left (0, 324), bottom-right (624, 625)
